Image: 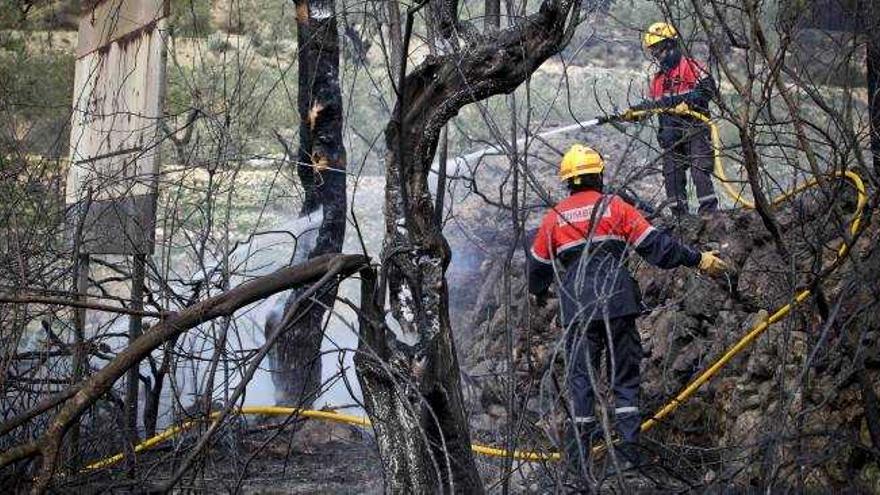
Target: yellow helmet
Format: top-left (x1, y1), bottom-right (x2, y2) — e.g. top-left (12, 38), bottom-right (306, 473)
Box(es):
top-left (559, 144), bottom-right (604, 181)
top-left (643, 22), bottom-right (678, 49)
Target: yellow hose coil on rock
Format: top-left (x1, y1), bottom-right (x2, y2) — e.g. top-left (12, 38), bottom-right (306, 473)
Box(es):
top-left (626, 107), bottom-right (866, 440)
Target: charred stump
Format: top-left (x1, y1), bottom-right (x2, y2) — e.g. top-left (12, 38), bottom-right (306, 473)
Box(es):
top-left (265, 0), bottom-right (347, 408)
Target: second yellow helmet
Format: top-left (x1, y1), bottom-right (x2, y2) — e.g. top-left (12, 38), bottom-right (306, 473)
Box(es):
top-left (643, 22), bottom-right (678, 49)
top-left (559, 144), bottom-right (604, 181)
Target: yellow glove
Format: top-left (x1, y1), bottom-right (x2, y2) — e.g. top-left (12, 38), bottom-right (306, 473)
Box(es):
top-left (699, 250), bottom-right (731, 277)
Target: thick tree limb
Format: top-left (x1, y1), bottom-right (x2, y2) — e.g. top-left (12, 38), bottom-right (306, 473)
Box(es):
top-left (356, 267), bottom-right (444, 491)
top-left (0, 254), bottom-right (367, 494)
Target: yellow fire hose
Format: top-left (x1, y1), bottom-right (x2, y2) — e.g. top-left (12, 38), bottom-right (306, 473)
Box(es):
top-left (84, 406), bottom-right (557, 469)
top-left (84, 108), bottom-right (867, 469)
top-left (628, 106), bottom-right (867, 440)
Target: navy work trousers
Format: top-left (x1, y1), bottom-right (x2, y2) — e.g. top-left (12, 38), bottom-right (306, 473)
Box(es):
top-left (566, 316), bottom-right (642, 448)
top-left (662, 126), bottom-right (719, 215)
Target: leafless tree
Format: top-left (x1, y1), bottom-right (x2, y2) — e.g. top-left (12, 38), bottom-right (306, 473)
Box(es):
top-left (2, 0), bottom-right (880, 493)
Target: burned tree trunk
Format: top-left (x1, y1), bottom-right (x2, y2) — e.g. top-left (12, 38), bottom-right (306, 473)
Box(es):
top-left (354, 0), bottom-right (581, 491)
top-left (265, 0), bottom-right (347, 408)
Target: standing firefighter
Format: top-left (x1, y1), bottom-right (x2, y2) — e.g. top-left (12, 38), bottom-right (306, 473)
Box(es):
top-left (624, 22), bottom-right (719, 216)
top-left (527, 144), bottom-right (730, 471)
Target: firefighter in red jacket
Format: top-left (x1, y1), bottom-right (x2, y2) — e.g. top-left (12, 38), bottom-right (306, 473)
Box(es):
top-left (624, 22), bottom-right (719, 216)
top-left (528, 144), bottom-right (729, 469)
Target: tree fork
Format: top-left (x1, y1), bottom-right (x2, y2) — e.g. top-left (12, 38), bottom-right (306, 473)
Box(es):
top-left (367, 0), bottom-right (581, 491)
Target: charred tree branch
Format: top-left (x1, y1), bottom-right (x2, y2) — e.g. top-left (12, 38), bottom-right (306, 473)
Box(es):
top-left (0, 254), bottom-right (367, 494)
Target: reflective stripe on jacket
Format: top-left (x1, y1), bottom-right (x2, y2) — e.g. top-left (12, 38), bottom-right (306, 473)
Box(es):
top-left (528, 190), bottom-right (701, 325)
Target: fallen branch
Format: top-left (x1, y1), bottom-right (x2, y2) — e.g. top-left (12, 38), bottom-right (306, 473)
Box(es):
top-left (0, 253), bottom-right (368, 494)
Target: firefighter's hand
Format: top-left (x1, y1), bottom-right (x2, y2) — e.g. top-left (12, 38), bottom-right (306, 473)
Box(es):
top-left (620, 107), bottom-right (648, 122)
top-left (698, 250), bottom-right (731, 277)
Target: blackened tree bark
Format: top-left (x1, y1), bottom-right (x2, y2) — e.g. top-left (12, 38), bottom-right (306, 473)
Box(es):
top-left (354, 0), bottom-right (581, 491)
top-left (265, 0), bottom-right (347, 408)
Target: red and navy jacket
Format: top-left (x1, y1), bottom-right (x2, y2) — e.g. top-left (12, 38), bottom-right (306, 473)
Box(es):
top-left (648, 57), bottom-right (717, 148)
top-left (528, 190), bottom-right (700, 324)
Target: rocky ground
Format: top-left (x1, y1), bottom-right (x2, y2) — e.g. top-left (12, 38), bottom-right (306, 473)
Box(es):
top-left (458, 186), bottom-right (880, 492)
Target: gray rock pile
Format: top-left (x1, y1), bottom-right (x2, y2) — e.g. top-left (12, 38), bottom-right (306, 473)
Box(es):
top-left (458, 199), bottom-right (880, 491)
